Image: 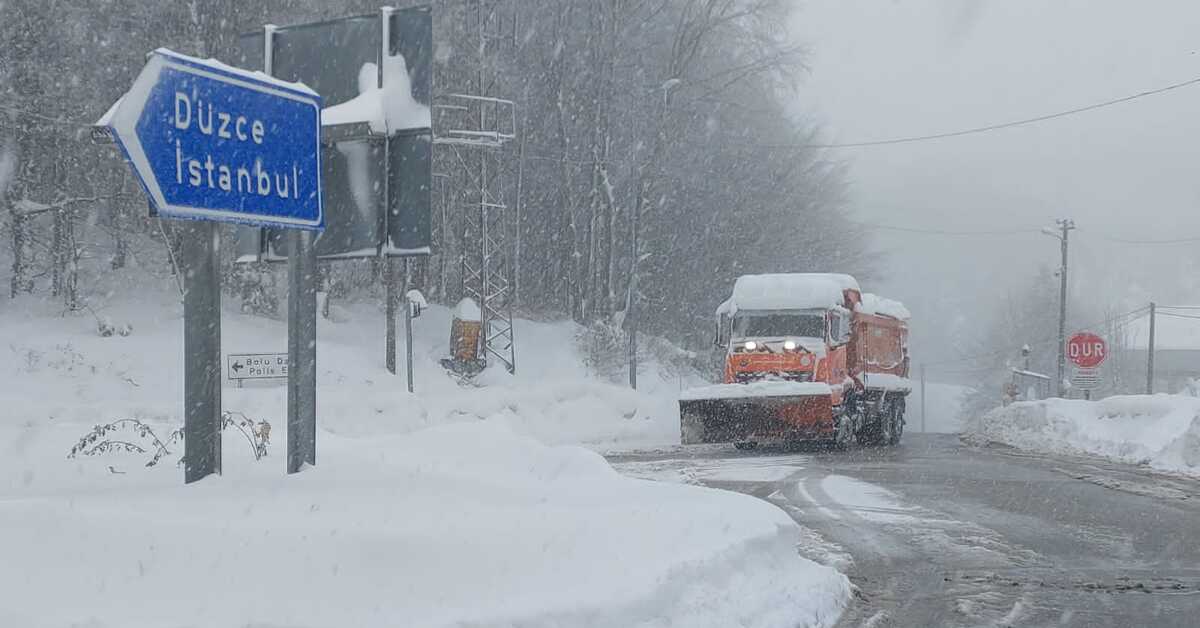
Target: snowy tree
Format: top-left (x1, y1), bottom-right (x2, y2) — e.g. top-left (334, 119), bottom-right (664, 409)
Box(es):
top-left (0, 0), bottom-right (875, 347)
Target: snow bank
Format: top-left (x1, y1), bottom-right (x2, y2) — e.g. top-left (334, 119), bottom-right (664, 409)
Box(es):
top-left (0, 287), bottom-right (849, 627)
top-left (681, 381), bottom-right (833, 401)
top-left (964, 395), bottom-right (1200, 477)
top-left (0, 419), bottom-right (848, 628)
top-left (856, 292), bottom-right (911, 321)
top-left (728, 273), bottom-right (853, 312)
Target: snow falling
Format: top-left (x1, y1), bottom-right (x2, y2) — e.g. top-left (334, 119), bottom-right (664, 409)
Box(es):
top-left (3, 2), bottom-right (1200, 627)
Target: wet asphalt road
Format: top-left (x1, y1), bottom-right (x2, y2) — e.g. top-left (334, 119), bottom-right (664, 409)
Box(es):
top-left (608, 434), bottom-right (1200, 627)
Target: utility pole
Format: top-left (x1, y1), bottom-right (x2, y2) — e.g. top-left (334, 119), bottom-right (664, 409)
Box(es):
top-left (920, 364), bottom-right (926, 433)
top-left (1147, 302), bottom-right (1156, 394)
top-left (1043, 218), bottom-right (1075, 397)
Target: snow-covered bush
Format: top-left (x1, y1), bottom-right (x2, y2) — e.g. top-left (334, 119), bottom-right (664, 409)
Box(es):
top-left (231, 262), bottom-right (280, 318)
top-left (68, 412), bottom-right (271, 471)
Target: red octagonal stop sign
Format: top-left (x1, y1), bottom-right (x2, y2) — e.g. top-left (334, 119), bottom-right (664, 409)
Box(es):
top-left (1067, 332), bottom-right (1107, 368)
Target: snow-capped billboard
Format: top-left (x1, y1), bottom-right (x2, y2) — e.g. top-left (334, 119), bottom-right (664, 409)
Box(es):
top-left (233, 6), bottom-right (432, 261)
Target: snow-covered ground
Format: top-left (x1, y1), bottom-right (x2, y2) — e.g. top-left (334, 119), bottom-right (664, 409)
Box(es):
top-left (0, 282), bottom-right (848, 628)
top-left (964, 394), bottom-right (1200, 478)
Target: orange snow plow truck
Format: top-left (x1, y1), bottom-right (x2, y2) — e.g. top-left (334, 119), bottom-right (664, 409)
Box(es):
top-left (680, 273), bottom-right (911, 449)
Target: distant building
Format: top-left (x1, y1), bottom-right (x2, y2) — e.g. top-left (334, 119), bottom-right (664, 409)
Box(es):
top-left (1116, 310), bottom-right (1200, 394)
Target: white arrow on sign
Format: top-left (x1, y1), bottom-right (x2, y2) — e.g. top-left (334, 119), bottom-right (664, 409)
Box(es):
top-left (103, 48), bottom-right (324, 230)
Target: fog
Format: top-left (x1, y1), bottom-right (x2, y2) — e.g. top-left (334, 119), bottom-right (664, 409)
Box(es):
top-left (791, 0), bottom-right (1200, 366)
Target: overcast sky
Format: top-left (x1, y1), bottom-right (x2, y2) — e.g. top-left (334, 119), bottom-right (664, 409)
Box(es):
top-left (790, 0), bottom-right (1200, 364)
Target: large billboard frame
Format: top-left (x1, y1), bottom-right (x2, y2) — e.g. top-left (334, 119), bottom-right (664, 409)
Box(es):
top-left (233, 5), bottom-right (433, 263)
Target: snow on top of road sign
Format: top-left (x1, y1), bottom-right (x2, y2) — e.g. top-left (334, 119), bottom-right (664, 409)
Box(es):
top-left (680, 381), bottom-right (833, 401)
top-left (856, 293), bottom-right (911, 321)
top-left (322, 53), bottom-right (432, 133)
top-left (727, 273), bottom-right (855, 313)
top-left (406, 290), bottom-right (428, 308)
top-left (454, 297), bottom-right (482, 322)
top-left (97, 48), bottom-right (318, 128)
top-left (152, 48), bottom-right (318, 96)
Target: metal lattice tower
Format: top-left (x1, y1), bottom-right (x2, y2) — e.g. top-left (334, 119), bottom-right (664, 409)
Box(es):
top-left (435, 94), bottom-right (517, 372)
top-left (433, 0), bottom-right (519, 373)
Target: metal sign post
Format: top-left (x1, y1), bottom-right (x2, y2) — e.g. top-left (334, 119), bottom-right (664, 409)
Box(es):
top-left (404, 274), bottom-right (423, 393)
top-left (253, 25), bottom-right (321, 474)
top-left (287, 229), bottom-right (318, 471)
top-left (386, 259), bottom-right (398, 375)
top-left (101, 46), bottom-right (323, 484)
top-left (405, 290), bottom-right (415, 393)
top-left (920, 363), bottom-right (926, 433)
top-left (182, 223), bottom-right (222, 481)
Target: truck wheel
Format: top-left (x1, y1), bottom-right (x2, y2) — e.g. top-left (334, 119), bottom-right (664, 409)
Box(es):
top-left (888, 404), bottom-right (904, 446)
top-left (831, 414), bottom-right (855, 450)
top-left (859, 406), bottom-right (890, 447)
top-left (878, 410), bottom-right (894, 446)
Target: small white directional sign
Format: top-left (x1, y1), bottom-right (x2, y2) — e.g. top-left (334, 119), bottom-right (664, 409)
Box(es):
top-left (227, 353), bottom-right (288, 380)
top-left (1071, 367), bottom-right (1102, 391)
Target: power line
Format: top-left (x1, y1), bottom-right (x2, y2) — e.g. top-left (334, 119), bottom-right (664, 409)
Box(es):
top-left (1155, 311), bottom-right (1200, 321)
top-left (849, 221), bottom-right (1040, 237)
top-left (1086, 231), bottom-right (1200, 245)
top-left (923, 305), bottom-right (1151, 369)
top-left (762, 74), bottom-right (1200, 149)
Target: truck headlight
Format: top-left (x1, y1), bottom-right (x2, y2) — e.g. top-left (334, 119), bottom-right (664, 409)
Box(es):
top-left (744, 341), bottom-right (757, 351)
top-left (783, 340), bottom-right (797, 351)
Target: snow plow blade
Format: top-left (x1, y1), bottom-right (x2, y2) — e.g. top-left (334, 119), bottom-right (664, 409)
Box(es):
top-left (679, 382), bottom-right (834, 445)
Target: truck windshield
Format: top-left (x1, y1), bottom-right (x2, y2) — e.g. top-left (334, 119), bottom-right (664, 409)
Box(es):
top-left (732, 311), bottom-right (825, 339)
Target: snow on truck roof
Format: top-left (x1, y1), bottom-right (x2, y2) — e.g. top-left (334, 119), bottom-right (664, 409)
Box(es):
top-left (856, 293), bottom-right (911, 321)
top-left (719, 273), bottom-right (859, 314)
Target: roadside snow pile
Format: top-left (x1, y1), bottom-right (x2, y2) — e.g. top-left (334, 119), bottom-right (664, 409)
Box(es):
top-left (965, 395), bottom-right (1200, 476)
top-left (0, 418), bottom-right (849, 628)
top-left (0, 288), bottom-right (848, 627)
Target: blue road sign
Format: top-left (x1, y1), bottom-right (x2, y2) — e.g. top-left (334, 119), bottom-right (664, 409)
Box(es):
top-left (105, 49), bottom-right (324, 230)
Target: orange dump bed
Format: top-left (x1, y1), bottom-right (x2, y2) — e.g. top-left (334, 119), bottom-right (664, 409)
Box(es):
top-left (851, 311), bottom-right (909, 380)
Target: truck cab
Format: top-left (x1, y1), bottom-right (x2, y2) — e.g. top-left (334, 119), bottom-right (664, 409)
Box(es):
top-left (714, 276), bottom-right (857, 409)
